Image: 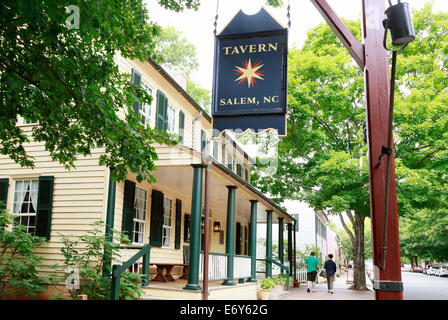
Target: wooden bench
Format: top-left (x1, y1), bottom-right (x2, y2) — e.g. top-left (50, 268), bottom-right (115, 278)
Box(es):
top-left (150, 263), bottom-right (188, 282)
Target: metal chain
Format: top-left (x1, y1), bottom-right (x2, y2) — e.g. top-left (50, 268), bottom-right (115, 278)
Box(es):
top-left (287, 0), bottom-right (291, 30)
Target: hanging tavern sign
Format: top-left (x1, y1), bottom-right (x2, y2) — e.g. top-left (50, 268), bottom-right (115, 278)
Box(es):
top-left (211, 8), bottom-right (288, 137)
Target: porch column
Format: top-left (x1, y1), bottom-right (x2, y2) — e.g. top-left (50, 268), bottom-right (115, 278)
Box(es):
top-left (278, 217), bottom-right (284, 271)
top-left (183, 164), bottom-right (204, 291)
top-left (222, 186), bottom-right (237, 286)
top-left (287, 223), bottom-right (293, 275)
top-left (266, 210), bottom-right (273, 278)
top-left (247, 200), bottom-right (258, 283)
top-left (103, 167), bottom-right (116, 277)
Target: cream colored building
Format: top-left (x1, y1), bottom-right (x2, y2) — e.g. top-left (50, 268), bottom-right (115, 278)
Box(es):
top-left (0, 55), bottom-right (296, 300)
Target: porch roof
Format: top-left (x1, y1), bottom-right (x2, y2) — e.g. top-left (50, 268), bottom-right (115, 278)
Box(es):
top-left (152, 161), bottom-right (295, 225)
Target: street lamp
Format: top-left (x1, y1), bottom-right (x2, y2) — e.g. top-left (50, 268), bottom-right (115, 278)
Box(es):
top-left (383, 1), bottom-right (415, 51)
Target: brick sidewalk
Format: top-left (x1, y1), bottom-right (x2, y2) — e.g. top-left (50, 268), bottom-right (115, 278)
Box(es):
top-left (283, 271), bottom-right (375, 300)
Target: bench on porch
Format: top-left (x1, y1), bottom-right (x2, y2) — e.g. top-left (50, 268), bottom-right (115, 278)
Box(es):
top-left (151, 263), bottom-right (188, 282)
top-left (151, 245), bottom-right (190, 282)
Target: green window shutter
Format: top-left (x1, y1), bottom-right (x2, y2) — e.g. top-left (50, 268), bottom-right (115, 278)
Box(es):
top-left (237, 164), bottom-right (242, 177)
top-left (183, 214), bottom-right (191, 243)
top-left (35, 176), bottom-right (54, 240)
top-left (244, 225), bottom-right (248, 256)
top-left (150, 189), bottom-right (164, 247)
top-left (0, 178), bottom-right (9, 211)
top-left (156, 90), bottom-right (168, 131)
top-left (131, 69), bottom-right (142, 116)
top-left (235, 222), bottom-right (242, 255)
top-left (178, 111), bottom-right (185, 143)
top-left (294, 214), bottom-right (299, 232)
top-left (121, 180), bottom-right (136, 242)
top-left (174, 199), bottom-right (182, 249)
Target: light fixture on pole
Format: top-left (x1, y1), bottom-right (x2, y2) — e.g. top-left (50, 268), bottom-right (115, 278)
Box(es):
top-left (383, 0), bottom-right (415, 51)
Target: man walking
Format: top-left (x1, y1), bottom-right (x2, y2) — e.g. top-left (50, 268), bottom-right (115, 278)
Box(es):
top-left (304, 251), bottom-right (320, 293)
top-left (324, 254), bottom-right (337, 294)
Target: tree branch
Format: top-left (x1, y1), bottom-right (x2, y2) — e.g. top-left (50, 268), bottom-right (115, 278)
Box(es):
top-left (346, 210), bottom-right (355, 226)
top-left (338, 212), bottom-right (355, 244)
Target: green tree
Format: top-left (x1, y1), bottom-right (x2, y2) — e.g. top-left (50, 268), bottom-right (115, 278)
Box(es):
top-left (154, 26), bottom-right (199, 74)
top-left (57, 221), bottom-right (144, 300)
top-left (253, 3), bottom-right (448, 290)
top-left (154, 26), bottom-right (210, 111)
top-left (186, 78), bottom-right (211, 113)
top-left (337, 218), bottom-right (372, 261)
top-left (0, 0), bottom-right (202, 183)
top-left (0, 208), bottom-right (51, 299)
top-left (393, 3), bottom-right (448, 263)
top-left (252, 19), bottom-right (370, 290)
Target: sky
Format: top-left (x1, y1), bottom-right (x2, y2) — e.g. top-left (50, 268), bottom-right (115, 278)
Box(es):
top-left (146, 0), bottom-right (448, 91)
top-left (144, 0), bottom-right (448, 224)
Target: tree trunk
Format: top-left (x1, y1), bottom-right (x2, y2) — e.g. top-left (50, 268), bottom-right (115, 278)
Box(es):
top-left (352, 213), bottom-right (367, 290)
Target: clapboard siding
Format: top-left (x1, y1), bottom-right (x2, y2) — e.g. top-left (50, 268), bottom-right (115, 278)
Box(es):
top-left (0, 54), bottom-right (256, 285)
top-left (0, 126), bottom-right (109, 272)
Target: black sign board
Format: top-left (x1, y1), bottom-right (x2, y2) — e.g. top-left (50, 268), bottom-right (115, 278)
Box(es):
top-left (212, 8), bottom-right (288, 137)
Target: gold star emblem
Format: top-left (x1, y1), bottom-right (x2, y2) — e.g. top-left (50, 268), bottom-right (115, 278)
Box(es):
top-left (234, 59), bottom-right (265, 88)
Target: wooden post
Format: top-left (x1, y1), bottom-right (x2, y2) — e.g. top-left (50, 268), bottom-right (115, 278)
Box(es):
top-left (362, 0), bottom-right (403, 300)
top-left (310, 0), bottom-right (403, 300)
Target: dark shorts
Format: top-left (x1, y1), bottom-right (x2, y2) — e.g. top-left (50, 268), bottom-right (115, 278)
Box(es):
top-left (307, 271), bottom-right (317, 282)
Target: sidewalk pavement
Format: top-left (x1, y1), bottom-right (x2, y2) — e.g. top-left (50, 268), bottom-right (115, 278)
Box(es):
top-left (283, 271), bottom-right (375, 300)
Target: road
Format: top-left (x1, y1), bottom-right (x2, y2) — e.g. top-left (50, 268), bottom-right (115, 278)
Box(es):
top-left (402, 271), bottom-right (448, 300)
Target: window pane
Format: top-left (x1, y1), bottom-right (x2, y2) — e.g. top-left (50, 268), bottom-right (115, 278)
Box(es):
top-left (13, 179), bottom-right (38, 234)
top-left (133, 186), bottom-right (147, 244)
top-left (167, 106), bottom-right (175, 133)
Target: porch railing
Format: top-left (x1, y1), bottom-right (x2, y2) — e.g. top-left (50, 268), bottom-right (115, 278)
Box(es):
top-left (111, 244), bottom-right (151, 300)
top-left (199, 252), bottom-right (228, 281)
top-left (297, 268), bottom-right (308, 283)
top-left (256, 258), bottom-right (291, 291)
top-left (267, 258), bottom-right (290, 291)
top-left (199, 252), bottom-right (252, 282)
top-left (234, 255), bottom-right (252, 279)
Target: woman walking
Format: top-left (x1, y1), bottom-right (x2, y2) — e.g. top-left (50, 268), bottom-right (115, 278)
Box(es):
top-left (324, 254), bottom-right (337, 294)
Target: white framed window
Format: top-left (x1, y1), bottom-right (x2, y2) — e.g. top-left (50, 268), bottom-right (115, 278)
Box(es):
top-left (22, 118), bottom-right (39, 125)
top-left (140, 82), bottom-right (152, 128)
top-left (162, 197), bottom-right (173, 248)
top-left (227, 154), bottom-right (234, 171)
top-left (133, 186), bottom-right (147, 244)
top-left (13, 179), bottom-right (39, 234)
top-left (167, 105), bottom-right (176, 134)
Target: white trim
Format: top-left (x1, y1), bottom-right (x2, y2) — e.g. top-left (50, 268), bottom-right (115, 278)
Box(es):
top-left (133, 186), bottom-right (147, 245)
top-left (162, 197), bottom-right (173, 248)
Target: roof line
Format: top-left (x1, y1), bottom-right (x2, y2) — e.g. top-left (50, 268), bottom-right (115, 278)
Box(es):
top-left (146, 58), bottom-right (212, 122)
top-left (146, 57), bottom-right (256, 165)
top-left (212, 162), bottom-right (295, 223)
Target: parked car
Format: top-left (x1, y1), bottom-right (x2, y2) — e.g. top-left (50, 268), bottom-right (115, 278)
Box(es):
top-left (428, 266), bottom-right (440, 276)
top-left (437, 265), bottom-right (448, 277)
top-left (424, 265), bottom-right (432, 274)
top-left (411, 265), bottom-right (423, 273)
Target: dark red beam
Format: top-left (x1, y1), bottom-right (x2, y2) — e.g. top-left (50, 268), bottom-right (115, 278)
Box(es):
top-left (310, 0), bottom-right (365, 70)
top-left (362, 0), bottom-right (402, 300)
top-left (311, 0), bottom-right (403, 300)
